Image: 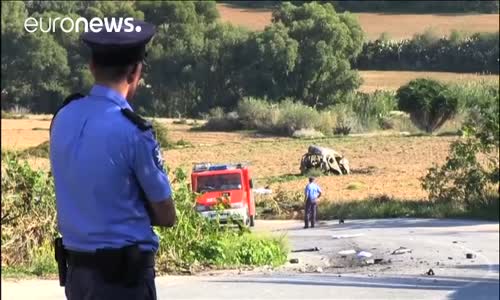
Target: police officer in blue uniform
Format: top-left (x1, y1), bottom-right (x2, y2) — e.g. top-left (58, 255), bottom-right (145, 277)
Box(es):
top-left (49, 20), bottom-right (176, 300)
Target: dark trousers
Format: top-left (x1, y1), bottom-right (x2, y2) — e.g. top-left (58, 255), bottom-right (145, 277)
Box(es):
top-left (65, 264), bottom-right (157, 300)
top-left (304, 200), bottom-right (317, 228)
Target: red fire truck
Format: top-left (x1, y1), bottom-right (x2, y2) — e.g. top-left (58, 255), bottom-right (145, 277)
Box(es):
top-left (191, 162), bottom-right (256, 227)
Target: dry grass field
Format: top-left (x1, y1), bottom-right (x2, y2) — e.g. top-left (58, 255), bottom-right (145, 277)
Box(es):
top-left (216, 3), bottom-right (500, 40)
top-left (1, 116), bottom-right (456, 203)
top-left (358, 71), bottom-right (499, 92)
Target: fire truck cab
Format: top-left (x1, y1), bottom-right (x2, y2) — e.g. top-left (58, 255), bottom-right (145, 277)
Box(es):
top-left (191, 163), bottom-right (256, 227)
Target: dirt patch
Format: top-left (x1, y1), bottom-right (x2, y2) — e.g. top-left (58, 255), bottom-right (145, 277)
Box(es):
top-left (2, 118), bottom-right (455, 202)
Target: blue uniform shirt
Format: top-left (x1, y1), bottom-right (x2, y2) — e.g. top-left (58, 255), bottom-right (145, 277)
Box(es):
top-left (49, 84), bottom-right (172, 253)
top-left (305, 183), bottom-right (322, 202)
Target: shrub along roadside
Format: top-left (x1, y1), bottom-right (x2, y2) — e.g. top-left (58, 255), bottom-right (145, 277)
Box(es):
top-left (1, 152), bottom-right (289, 277)
top-left (255, 188), bottom-right (499, 221)
top-left (422, 90), bottom-right (499, 212)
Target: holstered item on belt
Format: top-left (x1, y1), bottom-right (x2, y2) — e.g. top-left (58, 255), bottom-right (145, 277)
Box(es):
top-left (54, 237), bottom-right (67, 287)
top-left (94, 244), bottom-right (150, 287)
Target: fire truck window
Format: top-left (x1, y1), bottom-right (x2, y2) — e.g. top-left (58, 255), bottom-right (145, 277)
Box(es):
top-left (197, 174), bottom-right (242, 192)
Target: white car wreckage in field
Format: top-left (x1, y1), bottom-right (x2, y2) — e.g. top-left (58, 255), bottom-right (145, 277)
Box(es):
top-left (300, 145), bottom-right (350, 175)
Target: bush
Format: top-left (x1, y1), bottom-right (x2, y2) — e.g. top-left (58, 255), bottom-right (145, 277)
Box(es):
top-left (447, 80), bottom-right (500, 113)
top-left (19, 141), bottom-right (50, 159)
top-left (384, 111), bottom-right (420, 133)
top-left (150, 119), bottom-right (171, 149)
top-left (344, 90), bottom-right (397, 131)
top-left (328, 103), bottom-right (360, 135)
top-left (237, 98), bottom-right (280, 133)
top-left (397, 78), bottom-right (459, 133)
top-left (422, 94), bottom-right (499, 210)
top-left (277, 99), bottom-right (319, 136)
top-left (256, 187), bottom-right (304, 219)
top-left (200, 107), bottom-right (243, 132)
top-left (1, 151), bottom-right (57, 267)
top-left (201, 91), bottom-right (399, 137)
top-left (1, 153), bottom-right (289, 276)
top-left (237, 98), bottom-right (334, 137)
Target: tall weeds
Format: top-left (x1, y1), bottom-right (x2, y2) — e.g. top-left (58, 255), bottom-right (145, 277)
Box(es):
top-left (1, 152), bottom-right (288, 276)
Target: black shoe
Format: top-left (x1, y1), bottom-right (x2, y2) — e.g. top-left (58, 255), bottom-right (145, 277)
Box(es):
top-left (303, 226), bottom-right (309, 229)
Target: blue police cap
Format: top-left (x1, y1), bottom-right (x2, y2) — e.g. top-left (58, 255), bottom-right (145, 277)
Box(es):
top-left (81, 20), bottom-right (156, 66)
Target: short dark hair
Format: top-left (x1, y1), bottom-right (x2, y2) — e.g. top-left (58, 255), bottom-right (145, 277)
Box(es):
top-left (309, 177), bottom-right (315, 183)
top-left (92, 61), bottom-right (137, 83)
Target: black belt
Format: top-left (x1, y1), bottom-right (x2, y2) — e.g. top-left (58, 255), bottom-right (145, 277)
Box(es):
top-left (67, 250), bottom-right (155, 268)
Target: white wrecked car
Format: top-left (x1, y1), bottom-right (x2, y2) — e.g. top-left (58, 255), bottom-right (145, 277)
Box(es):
top-left (300, 145), bottom-right (350, 175)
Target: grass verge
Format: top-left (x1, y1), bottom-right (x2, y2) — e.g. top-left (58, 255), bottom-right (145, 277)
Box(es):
top-left (256, 190), bottom-right (499, 221)
top-left (1, 152), bottom-right (289, 278)
top-left (319, 196), bottom-right (499, 221)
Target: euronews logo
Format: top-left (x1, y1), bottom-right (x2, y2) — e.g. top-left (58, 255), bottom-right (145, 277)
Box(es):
top-left (24, 17), bottom-right (142, 33)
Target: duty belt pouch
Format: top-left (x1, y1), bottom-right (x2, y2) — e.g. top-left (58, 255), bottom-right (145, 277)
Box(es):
top-left (123, 245), bottom-right (143, 287)
top-left (95, 248), bottom-right (126, 284)
top-left (95, 245), bottom-right (143, 287)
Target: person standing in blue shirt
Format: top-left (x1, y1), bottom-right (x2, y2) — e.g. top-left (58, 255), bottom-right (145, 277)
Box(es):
top-left (304, 177), bottom-right (322, 228)
top-left (49, 20), bottom-right (176, 300)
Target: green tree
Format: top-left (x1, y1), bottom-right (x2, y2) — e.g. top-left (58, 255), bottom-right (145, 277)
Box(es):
top-left (397, 79), bottom-right (459, 134)
top-left (82, 1), bottom-right (144, 20)
top-left (141, 2), bottom-right (206, 117)
top-left (136, 1), bottom-right (227, 117)
top-left (24, 1), bottom-right (86, 15)
top-left (18, 31), bottom-right (71, 113)
top-left (191, 23), bottom-right (250, 113)
top-left (243, 23), bottom-right (299, 101)
top-left (1, 1), bottom-right (29, 109)
top-left (269, 2), bottom-right (364, 107)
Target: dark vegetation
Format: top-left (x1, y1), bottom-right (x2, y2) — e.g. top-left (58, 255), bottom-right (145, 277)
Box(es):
top-left (354, 30), bottom-right (499, 74)
top-left (2, 1), bottom-right (498, 119)
top-left (397, 79), bottom-right (459, 134)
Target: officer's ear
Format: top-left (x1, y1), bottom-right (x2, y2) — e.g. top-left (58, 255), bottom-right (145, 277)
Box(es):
top-left (126, 63), bottom-right (142, 84)
top-left (89, 59), bottom-right (97, 78)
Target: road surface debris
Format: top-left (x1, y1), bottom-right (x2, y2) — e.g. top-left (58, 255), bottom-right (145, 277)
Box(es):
top-left (338, 249), bottom-right (356, 256)
top-left (392, 247), bottom-right (412, 255)
top-left (357, 251), bottom-right (373, 259)
top-left (292, 247), bottom-right (320, 253)
top-left (332, 233), bottom-right (364, 239)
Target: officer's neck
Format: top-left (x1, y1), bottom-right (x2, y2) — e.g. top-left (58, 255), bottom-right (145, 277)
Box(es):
top-left (95, 81), bottom-right (130, 101)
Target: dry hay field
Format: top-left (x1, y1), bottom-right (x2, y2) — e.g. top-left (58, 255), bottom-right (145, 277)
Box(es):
top-left (2, 116), bottom-right (456, 203)
top-left (216, 3), bottom-right (500, 40)
top-left (359, 71), bottom-right (499, 92)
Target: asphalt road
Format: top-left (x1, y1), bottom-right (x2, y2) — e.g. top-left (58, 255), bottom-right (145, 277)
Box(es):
top-left (2, 218), bottom-right (499, 300)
